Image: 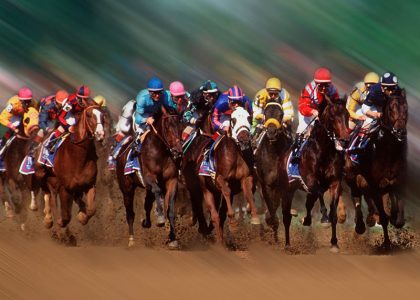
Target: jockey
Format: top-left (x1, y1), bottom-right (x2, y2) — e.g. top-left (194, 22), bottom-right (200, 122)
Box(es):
top-left (182, 80), bottom-right (220, 141)
top-left (362, 72), bottom-right (401, 121)
top-left (37, 90), bottom-right (63, 142)
top-left (296, 67), bottom-right (340, 137)
top-left (253, 77), bottom-right (294, 138)
top-left (45, 85), bottom-right (90, 152)
top-left (211, 85), bottom-right (252, 136)
top-left (168, 81), bottom-right (189, 116)
top-left (0, 87), bottom-right (35, 151)
top-left (346, 72), bottom-right (379, 130)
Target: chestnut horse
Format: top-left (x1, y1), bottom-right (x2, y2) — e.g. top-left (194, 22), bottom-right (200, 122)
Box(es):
top-left (199, 106), bottom-right (260, 244)
top-left (2, 107), bottom-right (40, 229)
top-left (255, 102), bottom-right (293, 243)
top-left (280, 97), bottom-right (349, 250)
top-left (116, 110), bottom-right (183, 248)
top-left (344, 90), bottom-right (407, 248)
top-left (35, 103), bottom-right (104, 231)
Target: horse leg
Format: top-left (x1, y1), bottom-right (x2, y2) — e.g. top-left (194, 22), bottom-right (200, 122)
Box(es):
top-left (216, 176), bottom-right (237, 232)
top-left (85, 186), bottom-right (97, 222)
top-left (261, 186), bottom-right (279, 242)
top-left (142, 189), bottom-right (154, 228)
top-left (123, 188), bottom-right (136, 247)
top-left (57, 186), bottom-right (72, 228)
top-left (281, 191), bottom-right (293, 248)
top-left (337, 195), bottom-right (346, 224)
top-left (328, 182), bottom-right (341, 252)
top-left (301, 193), bottom-right (317, 226)
top-left (203, 188), bottom-right (223, 245)
top-left (43, 193), bottom-right (53, 229)
top-left (391, 190), bottom-right (405, 229)
top-left (74, 192), bottom-right (88, 225)
top-left (319, 194), bottom-right (330, 227)
top-left (164, 178), bottom-right (178, 249)
top-left (241, 176), bottom-right (260, 225)
top-left (155, 194), bottom-right (165, 227)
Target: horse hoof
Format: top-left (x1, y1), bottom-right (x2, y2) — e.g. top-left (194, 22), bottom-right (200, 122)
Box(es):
top-left (188, 215), bottom-right (197, 227)
top-left (20, 223), bottom-right (26, 231)
top-left (128, 236), bottom-right (135, 248)
top-left (29, 203), bottom-right (38, 211)
top-left (168, 240), bottom-right (179, 250)
top-left (330, 245), bottom-right (340, 253)
top-left (290, 209), bottom-right (298, 217)
top-left (320, 220), bottom-right (331, 228)
top-left (44, 218), bottom-right (53, 229)
top-left (355, 219), bottom-right (366, 235)
top-left (156, 215), bottom-right (165, 227)
top-left (77, 212), bottom-right (88, 225)
top-left (250, 216), bottom-right (261, 225)
top-left (366, 214), bottom-right (377, 227)
top-left (301, 217), bottom-right (312, 226)
top-left (5, 210), bottom-right (15, 219)
top-left (338, 213), bottom-right (347, 224)
top-left (141, 219), bottom-right (152, 229)
top-left (228, 219), bottom-right (239, 233)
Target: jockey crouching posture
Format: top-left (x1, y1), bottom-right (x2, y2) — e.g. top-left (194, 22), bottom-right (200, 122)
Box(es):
top-left (0, 87), bottom-right (36, 170)
top-left (44, 85), bottom-right (91, 153)
top-left (200, 85), bottom-right (252, 174)
top-left (182, 80), bottom-right (220, 141)
top-left (347, 72), bottom-right (401, 163)
top-left (252, 77), bottom-right (294, 148)
top-left (292, 67), bottom-right (340, 162)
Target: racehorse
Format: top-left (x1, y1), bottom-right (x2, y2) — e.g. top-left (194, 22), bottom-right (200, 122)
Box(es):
top-left (344, 90), bottom-right (407, 248)
top-left (280, 96), bottom-right (349, 250)
top-left (116, 109), bottom-right (183, 248)
top-left (255, 102), bottom-right (293, 243)
top-left (198, 106), bottom-right (260, 244)
top-left (2, 107), bottom-right (40, 229)
top-left (35, 102), bottom-right (105, 232)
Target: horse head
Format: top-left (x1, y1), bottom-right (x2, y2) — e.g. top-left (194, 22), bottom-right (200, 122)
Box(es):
top-left (76, 104), bottom-right (105, 142)
top-left (319, 95), bottom-right (350, 149)
top-left (230, 106), bottom-right (252, 150)
top-left (263, 102), bottom-right (284, 141)
top-left (156, 107), bottom-right (183, 160)
top-left (382, 89), bottom-right (408, 142)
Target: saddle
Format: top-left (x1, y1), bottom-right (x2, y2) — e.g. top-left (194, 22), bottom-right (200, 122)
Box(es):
top-left (198, 134), bottom-right (225, 177)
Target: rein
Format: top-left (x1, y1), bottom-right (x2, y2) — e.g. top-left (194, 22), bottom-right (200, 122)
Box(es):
top-left (72, 105), bottom-right (102, 144)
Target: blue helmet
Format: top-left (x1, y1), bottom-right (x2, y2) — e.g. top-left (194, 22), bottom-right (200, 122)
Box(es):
top-left (380, 72), bottom-right (398, 86)
top-left (147, 77), bottom-right (164, 91)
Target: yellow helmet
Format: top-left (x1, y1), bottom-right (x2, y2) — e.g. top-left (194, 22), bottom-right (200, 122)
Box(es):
top-left (265, 77), bottom-right (281, 91)
top-left (363, 72), bottom-right (380, 84)
top-left (93, 95), bottom-right (107, 107)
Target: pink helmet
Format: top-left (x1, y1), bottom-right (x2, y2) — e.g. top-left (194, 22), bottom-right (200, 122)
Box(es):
top-left (18, 87), bottom-right (33, 101)
top-left (169, 81), bottom-right (186, 96)
top-left (314, 67), bottom-right (332, 83)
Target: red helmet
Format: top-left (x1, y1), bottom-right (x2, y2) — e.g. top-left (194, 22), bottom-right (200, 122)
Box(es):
top-left (18, 87), bottom-right (33, 101)
top-left (314, 67), bottom-right (332, 83)
top-left (77, 84), bottom-right (91, 98)
top-left (55, 90), bottom-right (69, 105)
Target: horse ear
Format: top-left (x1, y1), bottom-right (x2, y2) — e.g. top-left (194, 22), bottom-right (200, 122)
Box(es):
top-left (161, 105), bottom-right (168, 116)
top-left (401, 88), bottom-right (406, 98)
top-left (324, 94), bottom-right (333, 106)
top-left (245, 101), bottom-right (249, 113)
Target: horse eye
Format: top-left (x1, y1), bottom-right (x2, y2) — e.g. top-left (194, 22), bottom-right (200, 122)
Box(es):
top-left (232, 118), bottom-right (237, 127)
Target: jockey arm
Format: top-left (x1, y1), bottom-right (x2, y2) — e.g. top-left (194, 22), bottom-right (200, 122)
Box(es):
top-left (362, 85), bottom-right (382, 119)
top-left (281, 89), bottom-right (294, 124)
top-left (0, 96), bottom-right (24, 131)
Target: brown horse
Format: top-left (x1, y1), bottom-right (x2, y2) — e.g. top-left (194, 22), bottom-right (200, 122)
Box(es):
top-left (35, 103), bottom-right (105, 232)
top-left (280, 97), bottom-right (349, 250)
top-left (199, 106), bottom-right (260, 244)
top-left (255, 102), bottom-right (293, 243)
top-left (116, 110), bottom-right (183, 248)
top-left (2, 107), bottom-right (40, 229)
top-left (344, 90), bottom-right (407, 249)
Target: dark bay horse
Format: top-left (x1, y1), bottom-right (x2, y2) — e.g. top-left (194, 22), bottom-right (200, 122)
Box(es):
top-left (2, 107), bottom-right (40, 229)
top-left (255, 102), bottom-right (293, 243)
top-left (344, 90), bottom-right (408, 248)
top-left (116, 110), bottom-right (183, 248)
top-left (280, 97), bottom-right (349, 250)
top-left (199, 106), bottom-right (260, 244)
top-left (35, 103), bottom-right (105, 231)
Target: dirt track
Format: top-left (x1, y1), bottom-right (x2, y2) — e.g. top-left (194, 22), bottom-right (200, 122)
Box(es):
top-left (1, 182), bottom-right (419, 299)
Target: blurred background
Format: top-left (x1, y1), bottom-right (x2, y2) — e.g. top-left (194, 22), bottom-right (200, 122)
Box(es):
top-left (1, 0), bottom-right (419, 202)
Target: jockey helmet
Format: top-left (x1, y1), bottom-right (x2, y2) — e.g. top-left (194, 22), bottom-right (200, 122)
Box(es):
top-left (201, 80), bottom-right (218, 93)
top-left (55, 90), bottom-right (69, 105)
top-left (18, 87), bottom-right (33, 101)
top-left (380, 72), bottom-right (398, 86)
top-left (93, 95), bottom-right (107, 107)
top-left (77, 84), bottom-right (91, 98)
top-left (169, 81), bottom-right (186, 96)
top-left (265, 77), bottom-right (281, 91)
top-left (228, 85), bottom-right (244, 103)
top-left (363, 72), bottom-right (380, 84)
top-left (147, 77), bottom-right (164, 91)
top-left (314, 67), bottom-right (332, 83)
